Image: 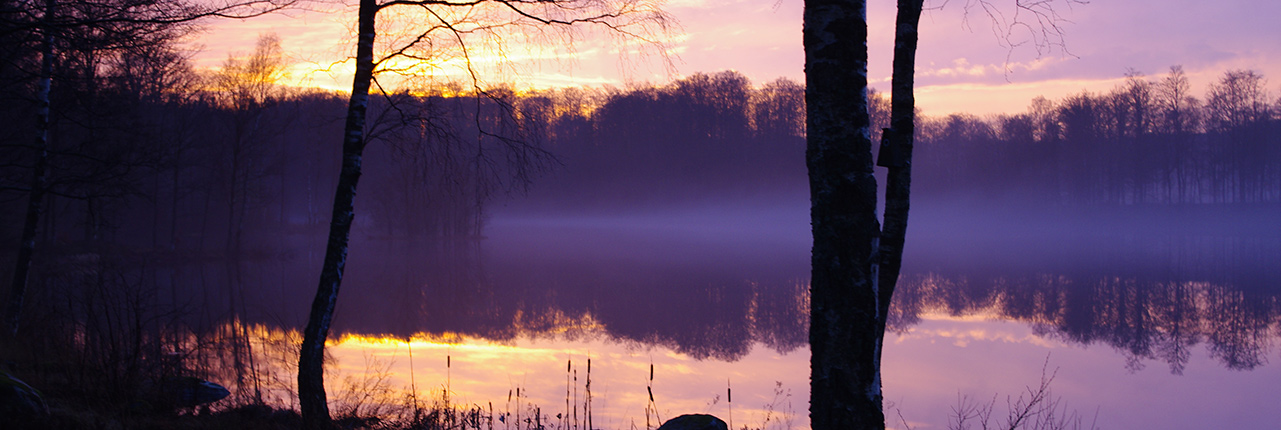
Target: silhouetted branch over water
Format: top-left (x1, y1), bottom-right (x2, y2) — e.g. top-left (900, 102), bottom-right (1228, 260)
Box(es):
top-left (0, 2), bottom-right (1277, 423)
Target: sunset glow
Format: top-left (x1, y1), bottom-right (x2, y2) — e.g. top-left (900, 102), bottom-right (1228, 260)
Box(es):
top-left (219, 301), bottom-right (1280, 430)
top-left (191, 0), bottom-right (1281, 116)
top-left (320, 331), bottom-right (811, 430)
top-left (3, 0), bottom-right (1278, 428)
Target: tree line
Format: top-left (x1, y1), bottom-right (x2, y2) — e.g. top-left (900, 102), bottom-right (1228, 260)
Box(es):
top-left (513, 71), bottom-right (809, 209)
top-left (7, 62), bottom-right (1273, 269)
top-left (510, 67), bottom-right (1281, 210)
top-left (1, 6), bottom-right (1275, 422)
top-left (0, 32), bottom-right (548, 262)
top-left (916, 66), bottom-right (1281, 206)
top-left (1, 0), bottom-right (672, 425)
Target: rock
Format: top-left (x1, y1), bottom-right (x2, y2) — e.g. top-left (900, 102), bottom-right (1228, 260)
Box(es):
top-left (657, 414), bottom-right (729, 430)
top-left (0, 369), bottom-right (49, 425)
top-left (157, 376), bottom-right (230, 409)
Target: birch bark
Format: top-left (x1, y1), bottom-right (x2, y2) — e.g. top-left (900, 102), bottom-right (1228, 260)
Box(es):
top-left (297, 0), bottom-right (377, 427)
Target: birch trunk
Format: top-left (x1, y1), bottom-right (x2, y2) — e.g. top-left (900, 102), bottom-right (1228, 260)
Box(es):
top-left (877, 0), bottom-right (922, 333)
top-left (297, 0), bottom-right (377, 427)
top-left (804, 0), bottom-right (885, 428)
top-left (4, 0), bottom-right (55, 336)
top-left (806, 0), bottom-right (923, 427)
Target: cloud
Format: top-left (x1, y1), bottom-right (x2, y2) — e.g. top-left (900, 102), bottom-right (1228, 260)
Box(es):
top-left (920, 58), bottom-right (991, 79)
top-left (913, 76), bottom-right (1130, 116)
top-left (189, 0), bottom-right (1281, 115)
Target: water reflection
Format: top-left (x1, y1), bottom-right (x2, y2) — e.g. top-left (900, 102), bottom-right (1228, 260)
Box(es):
top-left (891, 275), bottom-right (1277, 373)
top-left (894, 234), bottom-right (1281, 373)
top-left (314, 232), bottom-right (1279, 376)
top-left (329, 239), bottom-right (811, 362)
top-left (35, 213), bottom-right (1279, 429)
top-left (154, 229), bottom-right (1280, 375)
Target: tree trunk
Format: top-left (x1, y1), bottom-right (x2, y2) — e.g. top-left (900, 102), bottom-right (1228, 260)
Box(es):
top-left (297, 0), bottom-right (376, 428)
top-left (804, 0), bottom-right (885, 428)
top-left (876, 0), bottom-right (923, 339)
top-left (806, 0), bottom-right (923, 427)
top-left (4, 0), bottom-right (55, 336)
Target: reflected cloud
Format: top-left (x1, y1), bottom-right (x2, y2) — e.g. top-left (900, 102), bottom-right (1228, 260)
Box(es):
top-left (894, 322), bottom-right (1068, 349)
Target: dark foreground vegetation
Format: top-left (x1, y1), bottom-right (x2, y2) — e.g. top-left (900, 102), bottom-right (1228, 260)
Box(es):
top-left (2, 319), bottom-right (794, 430)
top-left (0, 2), bottom-right (1277, 423)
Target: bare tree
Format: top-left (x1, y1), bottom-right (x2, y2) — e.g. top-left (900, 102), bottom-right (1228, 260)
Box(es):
top-left (209, 32), bottom-right (290, 256)
top-left (1156, 66), bottom-right (1199, 135)
top-left (1205, 70), bottom-right (1271, 202)
top-left (749, 77), bottom-right (805, 141)
top-left (805, 0), bottom-right (1076, 428)
top-left (1205, 70), bottom-right (1270, 132)
top-left (1154, 66), bottom-right (1199, 203)
top-left (296, 0), bottom-right (672, 427)
top-left (2, 0), bottom-right (294, 335)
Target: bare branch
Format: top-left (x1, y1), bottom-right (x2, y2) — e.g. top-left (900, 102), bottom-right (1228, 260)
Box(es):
top-left (953, 0), bottom-right (1086, 78)
top-left (3, 0), bottom-right (296, 33)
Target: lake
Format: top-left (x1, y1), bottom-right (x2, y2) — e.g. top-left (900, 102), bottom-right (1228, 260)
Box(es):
top-left (183, 200), bottom-right (1281, 429)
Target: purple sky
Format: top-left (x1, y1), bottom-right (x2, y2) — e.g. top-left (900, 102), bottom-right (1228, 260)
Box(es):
top-left (194, 0), bottom-right (1281, 116)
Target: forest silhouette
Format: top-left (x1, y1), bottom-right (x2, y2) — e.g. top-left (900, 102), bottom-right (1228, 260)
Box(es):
top-left (2, 23), bottom-right (1280, 426)
top-left (4, 65), bottom-right (1277, 255)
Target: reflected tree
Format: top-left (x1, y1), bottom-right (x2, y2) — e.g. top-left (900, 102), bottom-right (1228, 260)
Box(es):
top-left (1150, 281), bottom-right (1202, 374)
top-left (888, 248), bottom-right (1281, 374)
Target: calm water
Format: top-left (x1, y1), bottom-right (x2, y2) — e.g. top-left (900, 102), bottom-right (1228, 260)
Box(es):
top-left (178, 202), bottom-right (1281, 429)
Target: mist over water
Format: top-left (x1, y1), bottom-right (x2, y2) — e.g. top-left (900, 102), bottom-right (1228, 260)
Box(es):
top-left (313, 195), bottom-right (1281, 429)
top-left (4, 66), bottom-right (1280, 428)
top-left (146, 176), bottom-right (1281, 371)
top-left (18, 178), bottom-right (1281, 429)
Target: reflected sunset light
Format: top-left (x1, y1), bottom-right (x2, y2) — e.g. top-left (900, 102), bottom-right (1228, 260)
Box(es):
top-left (5, 0), bottom-right (1278, 427)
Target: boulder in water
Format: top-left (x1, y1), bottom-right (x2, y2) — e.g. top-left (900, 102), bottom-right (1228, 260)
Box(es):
top-left (657, 414), bottom-right (729, 430)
